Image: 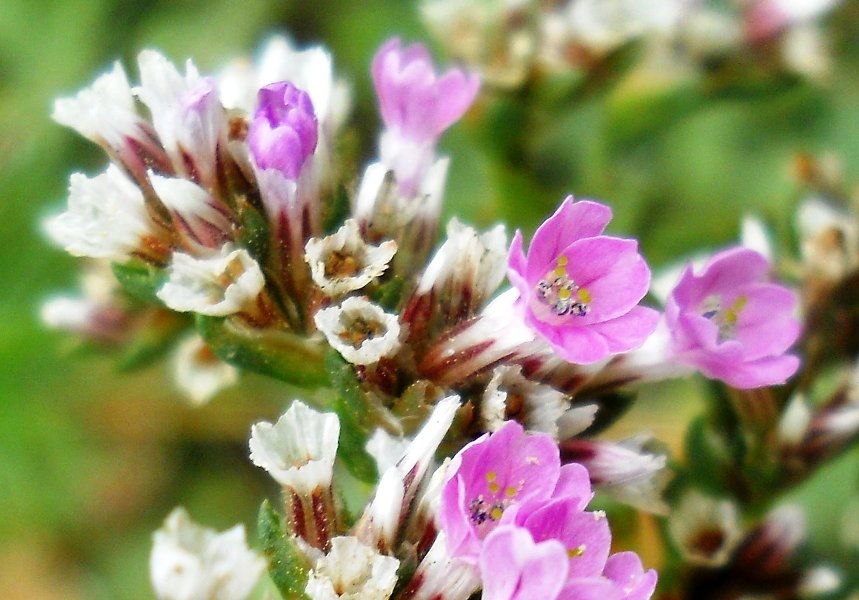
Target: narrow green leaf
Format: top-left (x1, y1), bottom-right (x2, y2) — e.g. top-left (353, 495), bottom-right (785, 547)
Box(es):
top-left (258, 500), bottom-right (312, 600)
top-left (196, 316), bottom-right (328, 387)
top-left (325, 351), bottom-right (380, 483)
top-left (112, 260), bottom-right (166, 304)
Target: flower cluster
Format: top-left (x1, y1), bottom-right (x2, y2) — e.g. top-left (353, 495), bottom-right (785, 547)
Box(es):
top-left (44, 23), bottom-right (826, 600)
top-left (422, 0), bottom-right (843, 87)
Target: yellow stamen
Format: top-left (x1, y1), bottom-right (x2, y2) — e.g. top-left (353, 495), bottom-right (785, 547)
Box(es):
top-left (489, 482), bottom-right (500, 494)
top-left (490, 507), bottom-right (504, 521)
top-left (505, 486), bottom-right (517, 498)
top-left (486, 471), bottom-right (496, 482)
top-left (567, 545), bottom-right (586, 558)
top-left (577, 288), bottom-right (592, 304)
top-left (557, 256), bottom-right (568, 267)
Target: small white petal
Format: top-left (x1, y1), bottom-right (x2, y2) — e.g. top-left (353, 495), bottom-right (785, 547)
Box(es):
top-left (304, 536), bottom-right (399, 600)
top-left (305, 219), bottom-right (397, 296)
top-left (149, 172), bottom-right (231, 248)
top-left (249, 400), bottom-right (340, 494)
top-left (668, 491), bottom-right (743, 567)
top-left (44, 164), bottom-right (153, 262)
top-left (150, 507), bottom-right (265, 600)
top-left (314, 297), bottom-right (401, 365)
top-left (53, 62), bottom-right (141, 148)
top-left (366, 429), bottom-right (411, 476)
top-left (157, 245), bottom-right (265, 316)
top-left (172, 334), bottom-right (238, 406)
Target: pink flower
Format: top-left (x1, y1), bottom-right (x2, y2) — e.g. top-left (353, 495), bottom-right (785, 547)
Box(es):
top-left (248, 81), bottom-right (318, 181)
top-left (372, 37), bottom-right (479, 145)
top-left (665, 247), bottom-right (801, 389)
top-left (508, 196), bottom-right (659, 364)
top-left (371, 37), bottom-right (479, 195)
top-left (439, 420), bottom-right (575, 563)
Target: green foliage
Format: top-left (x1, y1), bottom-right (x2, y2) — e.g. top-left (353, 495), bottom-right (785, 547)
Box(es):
top-left (258, 500), bottom-right (311, 600)
top-left (325, 351), bottom-right (381, 483)
top-left (196, 315), bottom-right (329, 388)
top-left (112, 260), bottom-right (166, 304)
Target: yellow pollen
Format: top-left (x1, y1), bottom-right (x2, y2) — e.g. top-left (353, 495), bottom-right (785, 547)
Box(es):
top-left (486, 471), bottom-right (496, 483)
top-left (490, 507), bottom-right (504, 521)
top-left (489, 482), bottom-right (500, 494)
top-left (557, 256), bottom-right (568, 267)
top-left (505, 486), bottom-right (517, 498)
top-left (558, 288), bottom-right (571, 299)
top-left (568, 545), bottom-right (586, 558)
top-left (553, 266), bottom-right (567, 278)
top-left (577, 288), bottom-right (592, 304)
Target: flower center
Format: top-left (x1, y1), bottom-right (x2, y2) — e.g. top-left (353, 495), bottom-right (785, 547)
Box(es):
top-left (534, 256), bottom-right (591, 317)
top-left (701, 295), bottom-right (747, 341)
top-left (324, 250), bottom-right (361, 279)
top-left (468, 471), bottom-right (521, 528)
top-left (338, 316), bottom-right (385, 348)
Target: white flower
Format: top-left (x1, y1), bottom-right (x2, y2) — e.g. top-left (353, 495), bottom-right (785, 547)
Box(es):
top-left (564, 0), bottom-right (689, 54)
top-left (304, 536), bottom-right (399, 600)
top-left (366, 428), bottom-right (411, 475)
top-left (249, 400), bottom-right (340, 494)
top-left (172, 334), bottom-right (238, 406)
top-left (52, 62), bottom-right (142, 149)
top-left (668, 491), bottom-right (743, 567)
top-left (357, 397), bottom-right (460, 549)
top-left (408, 533), bottom-right (480, 600)
top-left (305, 219), bottom-right (397, 297)
top-left (150, 507), bottom-right (265, 600)
top-left (354, 158), bottom-right (448, 229)
top-left (45, 164), bottom-right (154, 262)
top-left (314, 297), bottom-right (401, 365)
top-left (149, 172), bottom-right (232, 249)
top-left (480, 365), bottom-right (570, 437)
top-left (157, 245), bottom-right (265, 316)
top-left (135, 50), bottom-right (226, 188)
top-left (796, 196), bottom-right (859, 280)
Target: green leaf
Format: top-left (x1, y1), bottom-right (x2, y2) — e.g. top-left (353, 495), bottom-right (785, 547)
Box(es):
top-left (258, 500), bottom-right (312, 600)
top-left (321, 184), bottom-right (351, 235)
top-left (325, 351), bottom-right (380, 483)
top-left (235, 195), bottom-right (270, 265)
top-left (112, 260), bottom-right (166, 304)
top-left (196, 316), bottom-right (328, 387)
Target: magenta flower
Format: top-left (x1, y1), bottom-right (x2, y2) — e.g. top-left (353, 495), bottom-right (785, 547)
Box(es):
top-left (439, 420), bottom-right (572, 563)
top-left (508, 196), bottom-right (660, 364)
top-left (665, 246), bottom-right (801, 389)
top-left (372, 37), bottom-right (479, 146)
top-left (248, 81), bottom-right (318, 181)
top-left (449, 424), bottom-right (656, 599)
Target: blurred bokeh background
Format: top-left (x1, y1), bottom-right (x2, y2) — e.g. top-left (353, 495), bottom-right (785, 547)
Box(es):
top-left (2, 0), bottom-right (859, 598)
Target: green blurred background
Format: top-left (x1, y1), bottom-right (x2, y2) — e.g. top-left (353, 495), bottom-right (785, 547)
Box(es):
top-left (2, 1), bottom-right (859, 598)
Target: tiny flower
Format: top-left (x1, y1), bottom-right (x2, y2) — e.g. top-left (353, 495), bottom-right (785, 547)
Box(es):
top-left (52, 62), bottom-right (166, 177)
top-left (480, 365), bottom-right (570, 438)
top-left (356, 396), bottom-right (460, 549)
top-left (404, 219), bottom-right (507, 341)
top-left (149, 172), bottom-right (232, 249)
top-left (559, 436), bottom-right (671, 514)
top-left (249, 400), bottom-right (340, 494)
top-left (172, 334), bottom-right (239, 405)
top-left (157, 245), bottom-right (265, 317)
top-left (248, 81), bottom-right (318, 181)
top-left (508, 196), bottom-right (659, 364)
top-left (305, 219), bottom-right (397, 297)
top-left (795, 197), bottom-right (858, 282)
top-left (665, 246), bottom-right (801, 389)
top-left (40, 263), bottom-right (129, 344)
top-left (419, 288), bottom-right (535, 386)
top-left (45, 164), bottom-right (162, 263)
top-left (668, 490), bottom-right (743, 568)
top-left (372, 38), bottom-right (479, 195)
top-left (135, 50), bottom-right (227, 190)
top-left (304, 536), bottom-right (400, 600)
top-left (439, 420), bottom-right (592, 563)
top-left (314, 297), bottom-right (401, 365)
top-left (150, 507), bottom-right (265, 600)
